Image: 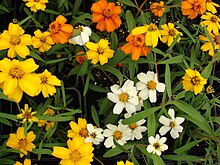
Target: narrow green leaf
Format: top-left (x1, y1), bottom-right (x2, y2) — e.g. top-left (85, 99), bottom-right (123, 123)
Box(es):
top-left (18, 15), bottom-right (32, 26)
top-left (131, 155), bottom-right (140, 165)
top-left (91, 106), bottom-right (100, 127)
top-left (61, 81), bottom-right (66, 107)
top-left (103, 144), bottom-right (132, 158)
top-left (32, 149), bottom-right (52, 155)
top-left (175, 22), bottom-right (195, 43)
top-left (88, 84), bottom-right (108, 93)
top-left (217, 143), bottom-right (220, 163)
top-left (174, 140), bottom-right (203, 154)
top-left (30, 51), bottom-right (45, 63)
top-left (201, 61), bottom-right (212, 79)
top-left (0, 112), bottom-right (17, 121)
top-left (163, 155), bottom-right (202, 162)
top-left (46, 58), bottom-right (68, 64)
top-left (165, 64), bottom-right (172, 98)
top-left (159, 55), bottom-right (183, 64)
top-left (73, 0), bottom-right (82, 14)
top-left (83, 74), bottom-right (90, 96)
top-left (118, 0), bottom-right (138, 8)
top-left (151, 47), bottom-right (167, 56)
top-left (0, 159), bottom-right (15, 164)
top-left (152, 154), bottom-right (165, 165)
top-left (0, 4), bottom-right (9, 12)
top-left (44, 9), bottom-right (60, 15)
top-left (125, 10), bottom-right (135, 32)
top-left (113, 139), bottom-right (130, 153)
top-left (78, 60), bottom-right (88, 76)
top-left (0, 117), bottom-right (12, 126)
top-left (147, 113), bottom-right (156, 137)
top-left (110, 31), bottom-right (118, 50)
top-left (37, 115), bottom-right (72, 121)
top-left (204, 26), bottom-right (215, 52)
top-left (99, 98), bottom-right (113, 115)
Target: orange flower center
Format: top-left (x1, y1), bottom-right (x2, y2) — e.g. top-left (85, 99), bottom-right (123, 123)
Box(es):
top-left (40, 75), bottom-right (48, 84)
top-left (168, 29), bottom-right (176, 36)
top-left (79, 128), bottom-right (88, 138)
top-left (192, 3), bottom-right (202, 12)
top-left (34, 0), bottom-right (40, 2)
top-left (147, 80), bottom-right (157, 90)
top-left (148, 24), bottom-right (157, 32)
top-left (70, 150), bottom-right (81, 162)
top-left (18, 138), bottom-right (27, 148)
top-left (97, 48), bottom-right (105, 55)
top-left (119, 92), bottom-right (129, 102)
top-left (10, 35), bottom-right (21, 45)
top-left (210, 16), bottom-right (218, 23)
top-left (153, 142), bottom-right (160, 149)
top-left (191, 76), bottom-right (200, 85)
top-left (23, 111), bottom-right (32, 119)
top-left (133, 35), bottom-right (145, 47)
top-left (9, 66), bottom-right (24, 79)
top-left (113, 130), bottom-right (122, 140)
top-left (213, 35), bottom-right (219, 44)
top-left (103, 6), bottom-right (113, 17)
top-left (50, 22), bottom-right (61, 34)
top-left (169, 121), bottom-right (176, 128)
top-left (129, 123), bottom-right (137, 130)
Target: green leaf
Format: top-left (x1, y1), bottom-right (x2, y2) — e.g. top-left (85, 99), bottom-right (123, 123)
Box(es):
top-left (83, 74), bottom-right (90, 96)
top-left (0, 112), bottom-right (17, 122)
top-left (32, 149), bottom-right (52, 155)
top-left (103, 144), bottom-right (132, 157)
top-left (18, 15), bottom-right (32, 26)
top-left (110, 31), bottom-right (118, 50)
top-left (131, 155), bottom-right (140, 165)
top-left (125, 10), bottom-right (135, 32)
top-left (152, 154), bottom-right (165, 165)
top-left (0, 117), bottom-right (12, 126)
top-left (201, 61), bottom-right (212, 79)
top-left (0, 159), bottom-right (15, 164)
top-left (175, 22), bottom-right (195, 43)
top-left (113, 139), bottom-right (130, 153)
top-left (46, 58), bottom-right (68, 65)
top-left (44, 9), bottom-right (60, 15)
top-left (163, 155), bottom-right (202, 162)
top-left (61, 81), bottom-right (66, 107)
top-left (37, 115), bottom-right (73, 121)
top-left (91, 106), bottom-right (100, 127)
top-left (159, 55), bottom-right (183, 64)
top-left (140, 11), bottom-right (151, 24)
top-left (99, 98), bottom-right (113, 115)
top-left (73, 0), bottom-right (82, 15)
top-left (88, 84), bottom-right (108, 93)
top-left (118, 0), bottom-right (138, 8)
top-left (78, 60), bottom-right (88, 76)
top-left (0, 4), bottom-right (9, 12)
top-left (174, 140), bottom-right (203, 154)
top-left (151, 47), bottom-right (167, 56)
top-left (147, 113), bottom-right (156, 137)
top-left (30, 51), bottom-right (45, 63)
top-left (165, 64), bottom-right (172, 98)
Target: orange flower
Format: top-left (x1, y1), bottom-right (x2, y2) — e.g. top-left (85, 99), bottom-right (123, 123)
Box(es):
top-left (121, 33), bottom-right (150, 61)
top-left (49, 15), bottom-right (73, 44)
top-left (150, 1), bottom-right (165, 17)
top-left (75, 51), bottom-right (87, 64)
top-left (91, 0), bottom-right (122, 33)
top-left (181, 0), bottom-right (206, 19)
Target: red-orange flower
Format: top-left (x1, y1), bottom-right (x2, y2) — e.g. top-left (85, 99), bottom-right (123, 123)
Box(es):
top-left (91, 0), bottom-right (122, 33)
top-left (49, 15), bottom-right (73, 44)
top-left (121, 33), bottom-right (151, 61)
top-left (150, 1), bottom-right (165, 17)
top-left (181, 0), bottom-right (206, 19)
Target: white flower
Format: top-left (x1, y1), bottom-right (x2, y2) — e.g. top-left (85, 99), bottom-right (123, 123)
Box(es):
top-left (159, 109), bottom-right (185, 139)
top-left (103, 122), bottom-right (131, 148)
top-left (136, 71), bottom-right (166, 103)
top-left (84, 124), bottom-right (104, 145)
top-left (124, 113), bottom-right (147, 140)
top-left (146, 134), bottom-right (168, 156)
top-left (69, 25), bottom-right (92, 45)
top-left (107, 79), bottom-right (139, 114)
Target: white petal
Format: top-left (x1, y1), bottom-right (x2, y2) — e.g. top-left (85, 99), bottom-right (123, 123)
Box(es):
top-left (137, 119), bottom-right (146, 126)
top-left (127, 87), bottom-right (137, 96)
top-left (168, 109), bottom-right (175, 119)
top-left (155, 149), bottom-right (162, 156)
top-left (146, 71), bottom-right (155, 80)
top-left (125, 102), bottom-right (136, 114)
top-left (128, 96), bottom-right (139, 105)
top-left (85, 137), bottom-right (93, 143)
top-left (159, 126), bottom-right (170, 136)
top-left (156, 83), bottom-right (166, 92)
top-left (113, 102), bottom-right (125, 114)
top-left (136, 82), bottom-right (147, 90)
top-left (138, 89), bottom-right (149, 100)
top-left (170, 129), bottom-right (179, 139)
top-left (137, 72), bottom-right (149, 83)
top-left (87, 124), bottom-right (95, 133)
top-left (175, 117), bottom-right (185, 124)
top-left (104, 137), bottom-right (114, 148)
top-left (174, 125), bottom-right (183, 132)
top-left (159, 137), bottom-right (167, 144)
top-left (110, 84), bottom-right (122, 94)
top-left (103, 129), bottom-right (113, 137)
top-left (107, 93), bottom-right (119, 103)
top-left (149, 90), bottom-right (157, 103)
top-left (133, 130), bottom-right (142, 140)
top-left (81, 32), bottom-right (89, 44)
top-left (147, 145), bottom-right (154, 153)
top-left (83, 26), bottom-right (92, 36)
top-left (106, 124), bottom-right (117, 131)
top-left (148, 136), bottom-right (156, 144)
top-left (122, 80), bottom-right (134, 91)
top-left (160, 144), bottom-right (168, 151)
top-left (159, 116), bottom-right (171, 125)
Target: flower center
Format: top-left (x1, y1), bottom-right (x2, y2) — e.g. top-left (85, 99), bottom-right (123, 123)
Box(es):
top-left (9, 66), bottom-right (24, 79)
top-left (40, 75), bottom-right (48, 84)
top-left (153, 142), bottom-right (160, 149)
top-left (113, 130), bottom-right (122, 140)
top-left (133, 35), bottom-right (145, 47)
top-left (97, 47), bottom-right (105, 55)
top-left (34, 0), bottom-right (39, 2)
top-left (168, 29), bottom-right (176, 36)
top-left (155, 4), bottom-right (163, 10)
top-left (79, 128), bottom-right (88, 138)
top-left (148, 24), bottom-right (157, 32)
top-left (10, 35), bottom-right (21, 45)
top-left (70, 150), bottom-right (81, 162)
top-left (23, 112), bottom-right (32, 119)
top-left (169, 121), bottom-right (176, 128)
top-left (40, 36), bottom-right (46, 42)
top-left (210, 16), bottom-right (218, 23)
top-left (50, 23), bottom-right (61, 34)
top-left (147, 80), bottom-right (157, 90)
top-left (129, 123), bottom-right (137, 130)
top-left (213, 35), bottom-right (219, 44)
top-left (90, 132), bottom-right (96, 139)
top-left (18, 138), bottom-right (27, 148)
top-left (103, 6), bottom-right (113, 17)
top-left (191, 76), bottom-right (200, 85)
top-left (119, 92), bottom-right (129, 102)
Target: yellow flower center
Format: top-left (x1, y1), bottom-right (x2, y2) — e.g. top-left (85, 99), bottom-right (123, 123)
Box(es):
top-left (169, 121), bottom-right (176, 128)
top-left (18, 138), bottom-right (27, 148)
top-left (113, 130), bottom-right (122, 140)
top-left (119, 92), bottom-right (129, 102)
top-left (70, 150), bottom-right (81, 162)
top-left (40, 75), bottom-right (48, 84)
top-left (9, 66), bottom-right (24, 79)
top-left (153, 142), bottom-right (160, 149)
top-left (79, 128), bottom-right (88, 138)
top-left (129, 123), bottom-right (137, 130)
top-left (90, 132), bottom-right (96, 139)
top-left (210, 16), bottom-right (218, 23)
top-left (191, 76), bottom-right (200, 85)
top-left (168, 29), bottom-right (176, 36)
top-left (133, 35), bottom-right (145, 47)
top-left (40, 36), bottom-right (46, 42)
top-left (147, 80), bottom-right (157, 90)
top-left (148, 24), bottom-right (157, 32)
top-left (10, 35), bottom-right (21, 45)
top-left (103, 6), bottom-right (113, 17)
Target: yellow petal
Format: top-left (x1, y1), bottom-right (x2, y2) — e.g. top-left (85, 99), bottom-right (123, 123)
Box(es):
top-left (15, 44), bottom-right (30, 58)
top-left (85, 42), bottom-right (99, 51)
top-left (98, 39), bottom-right (108, 50)
top-left (0, 40), bottom-right (10, 50)
top-left (52, 146), bottom-right (71, 159)
top-left (8, 46), bottom-right (16, 58)
top-left (7, 85), bottom-right (23, 102)
top-left (26, 131), bottom-right (36, 142)
top-left (21, 59), bottom-right (39, 73)
top-left (0, 58), bottom-right (13, 72)
top-left (17, 127), bottom-right (25, 140)
top-left (132, 26), bottom-right (148, 35)
top-left (3, 77), bottom-right (17, 95)
top-left (8, 23), bottom-right (24, 35)
top-left (20, 34), bottom-right (32, 45)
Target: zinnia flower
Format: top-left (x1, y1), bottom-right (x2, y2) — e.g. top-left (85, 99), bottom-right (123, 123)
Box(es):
top-left (85, 39), bottom-right (114, 65)
top-left (160, 23), bottom-right (183, 46)
top-left (32, 29), bottom-right (54, 52)
top-left (49, 15), bottom-right (74, 44)
top-left (200, 12), bottom-right (220, 34)
top-left (23, 0), bottom-right (48, 12)
top-left (117, 160), bottom-right (134, 165)
top-left (159, 109), bottom-right (185, 139)
top-left (67, 118), bottom-right (89, 139)
top-left (206, 0), bottom-right (220, 14)
top-left (52, 137), bottom-right (94, 165)
top-left (17, 104), bottom-right (38, 123)
top-left (107, 79), bottom-right (139, 114)
top-left (91, 0), bottom-right (122, 33)
top-left (132, 23), bottom-right (161, 47)
top-left (121, 33), bottom-right (150, 61)
top-left (181, 0), bottom-right (206, 19)
top-left (150, 1), bottom-right (165, 17)
top-left (14, 159), bottom-right (31, 165)
top-left (0, 58), bottom-right (40, 102)
top-left (6, 127), bottom-right (36, 158)
top-left (146, 134), bottom-right (168, 156)
top-left (200, 32), bottom-right (219, 56)
top-left (103, 122), bottom-right (131, 148)
top-left (136, 71), bottom-right (166, 103)
top-left (37, 69), bottom-right (61, 98)
top-left (0, 23), bottom-right (32, 58)
top-left (182, 68), bottom-right (207, 95)
top-left (84, 124), bottom-right (104, 145)
top-left (38, 108), bottom-right (55, 131)
top-left (69, 25), bottom-right (92, 46)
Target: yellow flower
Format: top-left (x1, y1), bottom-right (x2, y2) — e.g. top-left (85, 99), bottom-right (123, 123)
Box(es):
top-left (206, 85), bottom-right (215, 94)
top-left (38, 108), bottom-right (55, 131)
top-left (67, 118), bottom-right (89, 139)
top-left (6, 127), bottom-right (36, 158)
top-left (23, 0), bottom-right (48, 12)
top-left (0, 23), bottom-right (32, 58)
top-left (52, 137), bottom-right (94, 165)
top-left (14, 159), bottom-right (31, 165)
top-left (17, 104), bottom-right (38, 123)
top-left (132, 23), bottom-right (161, 47)
top-left (85, 39), bottom-right (114, 65)
top-left (200, 32), bottom-right (219, 56)
top-left (32, 29), bottom-right (54, 52)
top-left (0, 58), bottom-right (40, 102)
top-left (160, 23), bottom-right (183, 46)
top-left (117, 160), bottom-right (134, 165)
top-left (182, 69), bottom-right (207, 95)
top-left (37, 69), bottom-right (61, 98)
top-left (200, 12), bottom-right (220, 34)
top-left (206, 0), bottom-right (220, 14)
